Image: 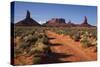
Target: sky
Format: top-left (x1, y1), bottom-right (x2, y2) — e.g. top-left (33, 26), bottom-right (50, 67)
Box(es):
top-left (12, 1), bottom-right (97, 25)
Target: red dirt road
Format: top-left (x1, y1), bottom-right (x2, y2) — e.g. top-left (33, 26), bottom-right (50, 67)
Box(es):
top-left (45, 30), bottom-right (97, 62)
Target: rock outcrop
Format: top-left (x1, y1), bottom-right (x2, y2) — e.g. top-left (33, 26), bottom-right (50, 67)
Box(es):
top-left (43, 18), bottom-right (67, 27)
top-left (15, 10), bottom-right (40, 26)
top-left (66, 20), bottom-right (76, 27)
top-left (15, 11), bottom-right (94, 27)
top-left (80, 16), bottom-right (92, 27)
top-left (42, 17), bottom-right (94, 27)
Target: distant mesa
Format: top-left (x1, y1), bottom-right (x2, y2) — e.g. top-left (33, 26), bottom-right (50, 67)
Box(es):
top-left (43, 18), bottom-right (67, 27)
top-left (42, 17), bottom-right (94, 27)
top-left (15, 10), bottom-right (40, 26)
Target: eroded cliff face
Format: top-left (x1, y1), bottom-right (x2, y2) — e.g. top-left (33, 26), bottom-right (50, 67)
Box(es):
top-left (43, 18), bottom-right (67, 27)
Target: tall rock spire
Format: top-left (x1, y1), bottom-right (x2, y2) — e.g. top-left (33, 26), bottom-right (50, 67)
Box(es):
top-left (80, 16), bottom-right (93, 27)
top-left (83, 16), bottom-right (88, 24)
top-left (26, 10), bottom-right (31, 19)
top-left (16, 10), bottom-right (40, 26)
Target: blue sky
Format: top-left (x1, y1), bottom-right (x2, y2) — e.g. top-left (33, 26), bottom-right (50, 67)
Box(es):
top-left (13, 1), bottom-right (97, 25)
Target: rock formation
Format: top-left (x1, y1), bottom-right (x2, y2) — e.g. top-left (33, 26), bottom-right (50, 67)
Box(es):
top-left (42, 17), bottom-right (94, 27)
top-left (15, 12), bottom-right (94, 27)
top-left (80, 16), bottom-right (92, 27)
top-left (43, 18), bottom-right (67, 27)
top-left (66, 20), bottom-right (76, 27)
top-left (15, 10), bottom-right (40, 26)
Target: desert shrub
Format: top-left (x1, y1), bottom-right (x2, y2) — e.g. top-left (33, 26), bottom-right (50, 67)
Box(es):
top-left (80, 31), bottom-right (97, 47)
top-left (14, 48), bottom-right (22, 57)
top-left (72, 34), bottom-right (81, 41)
top-left (88, 37), bottom-right (97, 46)
top-left (43, 36), bottom-right (48, 44)
top-left (56, 30), bottom-right (64, 34)
top-left (80, 37), bottom-right (91, 48)
top-left (34, 42), bottom-right (48, 52)
top-left (20, 41), bottom-right (31, 49)
top-left (33, 56), bottom-right (41, 64)
top-left (92, 32), bottom-right (97, 39)
top-left (27, 41), bottom-right (49, 64)
top-left (90, 39), bottom-right (97, 46)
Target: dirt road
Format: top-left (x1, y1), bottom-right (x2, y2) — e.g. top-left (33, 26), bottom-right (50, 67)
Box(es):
top-left (45, 30), bottom-right (97, 62)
